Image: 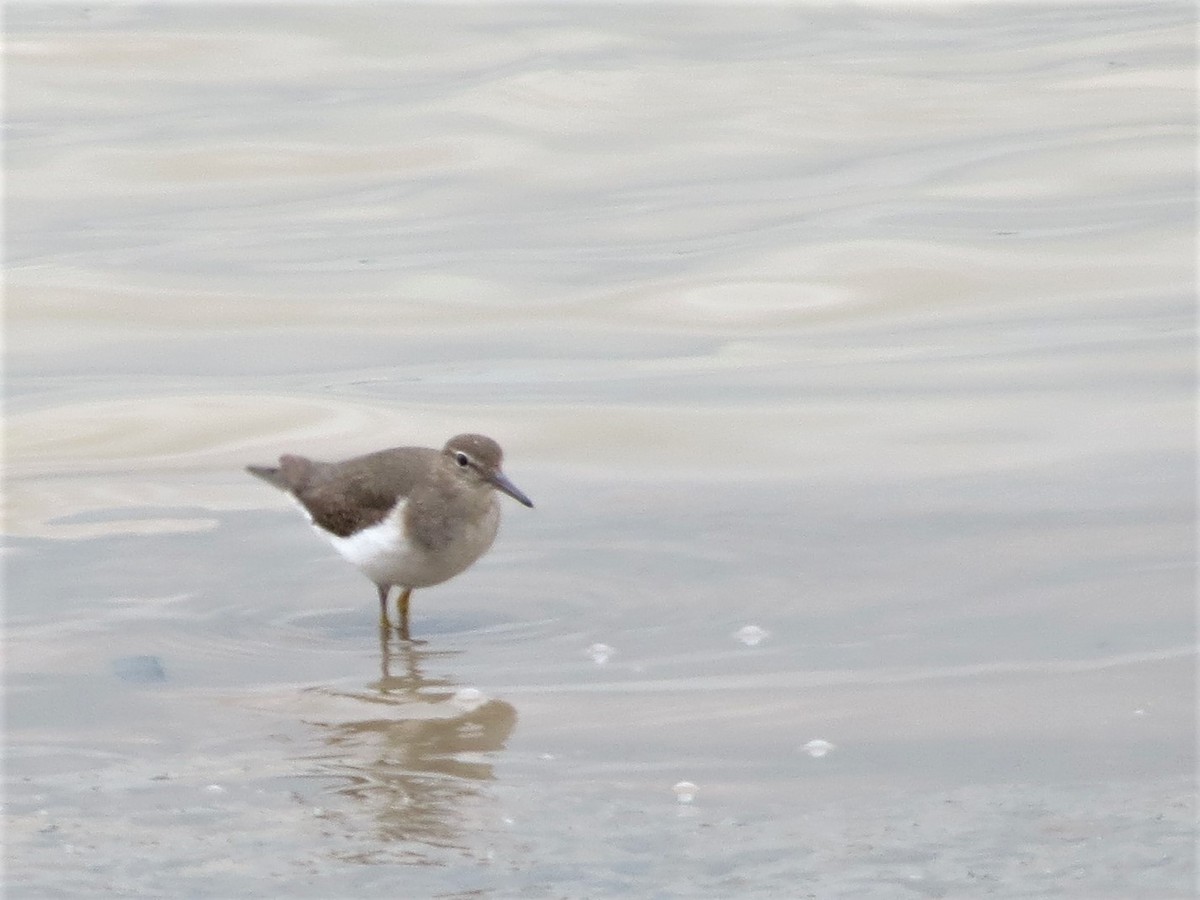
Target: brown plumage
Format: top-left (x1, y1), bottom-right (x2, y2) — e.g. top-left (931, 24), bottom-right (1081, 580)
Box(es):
top-left (247, 434), bottom-right (532, 639)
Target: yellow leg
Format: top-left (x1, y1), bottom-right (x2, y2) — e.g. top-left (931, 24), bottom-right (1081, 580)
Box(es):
top-left (397, 587), bottom-right (413, 641)
top-left (376, 584), bottom-right (391, 629)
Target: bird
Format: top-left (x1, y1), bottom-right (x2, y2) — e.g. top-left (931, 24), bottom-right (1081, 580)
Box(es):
top-left (247, 433), bottom-right (533, 639)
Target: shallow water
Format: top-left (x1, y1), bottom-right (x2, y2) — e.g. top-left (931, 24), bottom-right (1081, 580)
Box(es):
top-left (4, 3), bottom-right (1196, 897)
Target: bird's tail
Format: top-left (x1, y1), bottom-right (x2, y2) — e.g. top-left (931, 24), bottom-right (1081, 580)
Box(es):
top-left (246, 464), bottom-right (290, 491)
top-left (247, 455), bottom-right (315, 492)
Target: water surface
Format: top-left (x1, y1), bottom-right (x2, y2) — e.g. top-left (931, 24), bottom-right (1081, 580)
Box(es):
top-left (4, 3), bottom-right (1196, 897)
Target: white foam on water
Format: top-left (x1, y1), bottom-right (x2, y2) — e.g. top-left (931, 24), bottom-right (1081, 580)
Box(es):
top-left (734, 625), bottom-right (769, 646)
top-left (587, 643), bottom-right (615, 665)
top-left (803, 740), bottom-right (836, 759)
top-left (452, 687), bottom-right (487, 713)
top-left (672, 781), bottom-right (698, 803)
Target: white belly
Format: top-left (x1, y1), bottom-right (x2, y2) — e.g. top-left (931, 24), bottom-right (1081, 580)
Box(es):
top-left (316, 499), bottom-right (500, 589)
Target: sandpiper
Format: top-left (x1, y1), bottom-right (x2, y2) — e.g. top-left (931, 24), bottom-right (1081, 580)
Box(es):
top-left (247, 433), bottom-right (533, 639)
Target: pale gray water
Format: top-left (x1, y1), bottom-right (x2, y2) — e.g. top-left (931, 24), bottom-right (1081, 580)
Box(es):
top-left (4, 3), bottom-right (1196, 897)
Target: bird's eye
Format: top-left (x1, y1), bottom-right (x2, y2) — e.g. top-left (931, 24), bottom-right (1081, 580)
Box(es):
top-left (455, 452), bottom-right (470, 467)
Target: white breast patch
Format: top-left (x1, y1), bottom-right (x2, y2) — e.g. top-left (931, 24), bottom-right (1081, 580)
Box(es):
top-left (319, 500), bottom-right (410, 586)
top-left (290, 494), bottom-right (501, 590)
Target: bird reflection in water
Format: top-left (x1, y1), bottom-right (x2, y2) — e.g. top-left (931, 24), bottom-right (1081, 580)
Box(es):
top-left (301, 628), bottom-right (518, 854)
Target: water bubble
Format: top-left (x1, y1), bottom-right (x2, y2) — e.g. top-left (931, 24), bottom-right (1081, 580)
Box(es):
top-left (204, 784), bottom-right (227, 795)
top-left (452, 687), bottom-right (487, 713)
top-left (587, 643), bottom-right (614, 665)
top-left (802, 739), bottom-right (836, 758)
top-left (734, 625), bottom-right (769, 646)
top-left (673, 781), bottom-right (698, 803)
